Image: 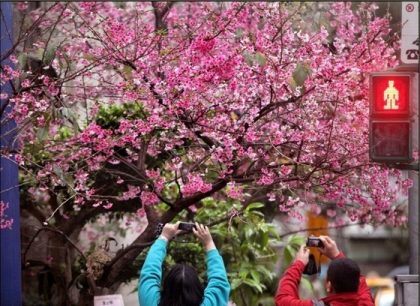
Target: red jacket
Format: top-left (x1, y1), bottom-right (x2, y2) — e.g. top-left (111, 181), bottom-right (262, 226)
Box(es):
top-left (275, 252), bottom-right (374, 306)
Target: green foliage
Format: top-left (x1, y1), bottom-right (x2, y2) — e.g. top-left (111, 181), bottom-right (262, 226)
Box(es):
top-left (243, 51), bottom-right (267, 67)
top-left (156, 28), bottom-right (169, 36)
top-left (292, 62), bottom-right (311, 88)
top-left (57, 126), bottom-right (73, 140)
top-left (255, 52), bottom-right (267, 66)
top-left (283, 234), bottom-right (306, 268)
top-left (95, 102), bottom-right (148, 129)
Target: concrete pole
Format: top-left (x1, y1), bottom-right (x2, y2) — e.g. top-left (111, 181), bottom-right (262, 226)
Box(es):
top-left (409, 72), bottom-right (419, 274)
top-left (408, 166), bottom-right (418, 275)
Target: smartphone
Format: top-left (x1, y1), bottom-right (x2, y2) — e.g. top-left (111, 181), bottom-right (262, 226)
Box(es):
top-left (178, 222), bottom-right (196, 232)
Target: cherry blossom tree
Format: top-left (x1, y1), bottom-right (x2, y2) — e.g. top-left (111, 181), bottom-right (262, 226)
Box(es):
top-left (1, 1), bottom-right (410, 303)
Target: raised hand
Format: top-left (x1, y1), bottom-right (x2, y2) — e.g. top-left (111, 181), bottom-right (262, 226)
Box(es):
top-left (295, 245), bottom-right (310, 265)
top-left (192, 222), bottom-right (216, 251)
top-left (319, 236), bottom-right (340, 259)
top-left (160, 222), bottom-right (181, 241)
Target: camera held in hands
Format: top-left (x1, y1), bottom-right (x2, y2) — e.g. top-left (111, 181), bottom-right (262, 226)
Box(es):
top-left (306, 237), bottom-right (324, 248)
top-left (178, 222), bottom-right (196, 232)
top-left (303, 236), bottom-right (323, 275)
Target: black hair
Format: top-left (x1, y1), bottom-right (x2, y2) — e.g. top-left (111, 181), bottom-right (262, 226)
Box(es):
top-left (158, 263), bottom-right (204, 306)
top-left (327, 258), bottom-right (360, 293)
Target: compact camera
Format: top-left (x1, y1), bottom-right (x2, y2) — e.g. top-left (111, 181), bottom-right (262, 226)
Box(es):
top-left (303, 237), bottom-right (323, 275)
top-left (178, 222), bottom-right (196, 232)
top-left (306, 237), bottom-right (324, 248)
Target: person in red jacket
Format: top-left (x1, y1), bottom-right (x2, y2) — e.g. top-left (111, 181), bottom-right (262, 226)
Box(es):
top-left (275, 236), bottom-right (374, 306)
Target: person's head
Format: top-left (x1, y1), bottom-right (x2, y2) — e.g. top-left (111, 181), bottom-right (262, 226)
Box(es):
top-left (326, 258), bottom-right (360, 294)
top-left (159, 263), bottom-right (204, 306)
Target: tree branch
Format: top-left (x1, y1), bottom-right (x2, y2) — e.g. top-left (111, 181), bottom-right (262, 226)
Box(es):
top-left (279, 222), bottom-right (363, 239)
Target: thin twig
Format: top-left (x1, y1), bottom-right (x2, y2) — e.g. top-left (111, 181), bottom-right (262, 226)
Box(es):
top-left (279, 222), bottom-right (363, 239)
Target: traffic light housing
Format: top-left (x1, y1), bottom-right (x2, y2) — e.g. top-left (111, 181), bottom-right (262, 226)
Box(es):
top-left (369, 72), bottom-right (413, 163)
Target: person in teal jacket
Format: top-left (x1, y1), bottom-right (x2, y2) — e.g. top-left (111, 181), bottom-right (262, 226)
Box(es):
top-left (138, 222), bottom-right (230, 306)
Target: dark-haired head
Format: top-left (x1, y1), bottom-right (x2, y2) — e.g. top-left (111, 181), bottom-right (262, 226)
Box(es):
top-left (326, 258), bottom-right (360, 293)
top-left (159, 263), bottom-right (204, 306)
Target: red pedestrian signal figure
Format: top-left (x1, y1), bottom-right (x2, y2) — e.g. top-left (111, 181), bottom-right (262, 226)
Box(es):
top-left (369, 73), bottom-right (412, 163)
top-left (371, 75), bottom-right (410, 115)
top-left (384, 80), bottom-right (399, 110)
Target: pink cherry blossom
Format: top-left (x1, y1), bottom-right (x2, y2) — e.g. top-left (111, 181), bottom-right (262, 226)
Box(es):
top-left (140, 191), bottom-right (160, 206)
top-left (0, 201), bottom-right (14, 230)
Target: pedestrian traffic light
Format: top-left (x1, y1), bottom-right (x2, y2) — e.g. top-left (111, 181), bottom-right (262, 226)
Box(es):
top-left (369, 72), bottom-right (413, 163)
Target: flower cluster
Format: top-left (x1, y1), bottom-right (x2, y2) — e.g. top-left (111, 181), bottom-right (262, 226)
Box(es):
top-left (0, 201), bottom-right (14, 230)
top-left (182, 174), bottom-right (213, 197)
top-left (140, 191), bottom-right (160, 206)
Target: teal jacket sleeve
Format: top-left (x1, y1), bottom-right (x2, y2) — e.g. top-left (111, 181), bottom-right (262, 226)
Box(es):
top-left (201, 249), bottom-right (231, 306)
top-left (138, 238), bottom-right (167, 306)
